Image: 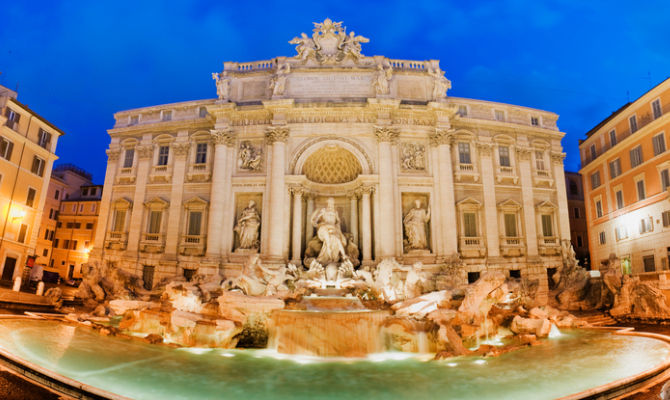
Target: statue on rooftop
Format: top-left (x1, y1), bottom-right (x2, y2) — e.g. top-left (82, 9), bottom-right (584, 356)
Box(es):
top-left (212, 72), bottom-right (231, 101)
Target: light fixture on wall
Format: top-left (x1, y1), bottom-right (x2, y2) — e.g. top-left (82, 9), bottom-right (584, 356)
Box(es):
top-left (10, 206), bottom-right (26, 221)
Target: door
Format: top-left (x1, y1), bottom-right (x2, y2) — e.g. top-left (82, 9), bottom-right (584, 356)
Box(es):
top-left (68, 265), bottom-right (75, 280)
top-left (143, 265), bottom-right (155, 290)
top-left (1, 257), bottom-right (17, 281)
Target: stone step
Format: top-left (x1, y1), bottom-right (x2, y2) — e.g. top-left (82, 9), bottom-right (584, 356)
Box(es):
top-left (579, 314), bottom-right (617, 326)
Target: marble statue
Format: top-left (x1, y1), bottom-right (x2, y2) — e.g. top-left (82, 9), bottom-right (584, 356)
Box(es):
top-left (310, 197), bottom-right (349, 264)
top-left (238, 141), bottom-right (262, 171)
top-left (212, 72), bottom-right (231, 101)
top-left (234, 201), bottom-right (261, 250)
top-left (289, 18), bottom-right (368, 64)
top-left (403, 200), bottom-right (431, 250)
top-left (373, 64), bottom-right (392, 95)
top-left (270, 63), bottom-right (290, 96)
top-left (427, 65), bottom-right (451, 100)
top-left (289, 32), bottom-right (317, 62)
top-left (341, 30), bottom-right (369, 61)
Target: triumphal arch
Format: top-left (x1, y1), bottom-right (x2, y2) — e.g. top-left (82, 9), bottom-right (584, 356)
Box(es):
top-left (92, 19), bottom-right (570, 290)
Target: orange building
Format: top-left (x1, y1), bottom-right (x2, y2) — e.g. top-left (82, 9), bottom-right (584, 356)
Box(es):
top-left (580, 77), bottom-right (670, 273)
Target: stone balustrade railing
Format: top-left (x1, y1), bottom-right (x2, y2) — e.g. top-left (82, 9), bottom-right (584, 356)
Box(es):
top-left (388, 59), bottom-right (427, 71)
top-left (224, 59), bottom-right (278, 72)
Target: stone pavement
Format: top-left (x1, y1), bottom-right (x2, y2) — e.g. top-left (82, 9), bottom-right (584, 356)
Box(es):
top-left (0, 369), bottom-right (62, 400)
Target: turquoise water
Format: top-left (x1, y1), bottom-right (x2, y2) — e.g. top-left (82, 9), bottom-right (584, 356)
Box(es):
top-left (0, 319), bottom-right (668, 400)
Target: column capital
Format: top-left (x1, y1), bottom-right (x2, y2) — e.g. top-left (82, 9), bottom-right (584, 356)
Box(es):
top-left (171, 142), bottom-right (191, 157)
top-left (211, 128), bottom-right (236, 146)
top-left (374, 126), bottom-right (399, 143)
top-left (265, 126), bottom-right (290, 144)
top-left (516, 147), bottom-right (532, 161)
top-left (550, 151), bottom-right (566, 163)
top-left (429, 128), bottom-right (453, 146)
top-left (289, 185), bottom-right (306, 197)
top-left (137, 145), bottom-right (154, 160)
top-left (356, 185), bottom-right (375, 196)
top-left (106, 149), bottom-right (121, 161)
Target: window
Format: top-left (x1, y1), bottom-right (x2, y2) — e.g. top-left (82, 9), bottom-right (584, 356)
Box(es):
top-left (531, 116), bottom-right (539, 126)
top-left (54, 190), bottom-right (60, 200)
top-left (457, 105), bottom-right (467, 117)
top-left (91, 204), bottom-right (96, 213)
top-left (639, 217), bottom-right (653, 234)
top-left (53, 239), bottom-right (59, 248)
top-left (630, 146), bottom-right (643, 168)
top-left (31, 156), bottom-right (45, 176)
top-left (56, 221), bottom-right (62, 228)
top-left (663, 211), bottom-right (670, 227)
top-left (609, 130), bottom-right (617, 146)
top-left (162, 110), bottom-right (172, 121)
top-left (535, 151), bottom-right (545, 171)
top-left (43, 229), bottom-right (50, 240)
top-left (82, 187), bottom-right (89, 196)
top-left (590, 171), bottom-right (601, 189)
top-left (615, 225), bottom-right (628, 241)
top-left (458, 142), bottom-right (471, 164)
top-left (498, 146), bottom-right (510, 167)
top-left (195, 143), bottom-right (207, 164)
top-left (590, 144), bottom-right (597, 160)
top-left (187, 211), bottom-right (202, 236)
top-left (63, 240), bottom-right (70, 249)
top-left (637, 179), bottom-right (646, 201)
top-left (37, 129), bottom-right (51, 149)
top-left (66, 222), bottom-right (74, 229)
top-left (569, 180), bottom-right (579, 195)
top-left (653, 133), bottom-right (666, 156)
top-left (112, 210), bottom-right (126, 232)
top-left (463, 212), bottom-right (477, 237)
top-left (18, 224), bottom-right (28, 243)
top-left (74, 222), bottom-right (81, 229)
top-left (49, 230), bottom-right (54, 240)
top-left (653, 99), bottom-right (662, 120)
top-left (199, 107), bottom-right (208, 118)
top-left (541, 214), bottom-right (553, 237)
top-left (90, 188), bottom-right (96, 196)
top-left (629, 115), bottom-right (638, 133)
top-left (123, 149), bottom-right (134, 168)
top-left (130, 115), bottom-right (139, 125)
top-left (662, 169), bottom-right (670, 192)
top-left (615, 190), bottom-right (624, 209)
top-left (577, 235), bottom-right (583, 248)
top-left (573, 207), bottom-right (580, 218)
top-left (643, 255), bottom-right (656, 272)
top-left (71, 204), bottom-right (76, 212)
top-left (595, 200), bottom-right (603, 218)
top-left (609, 159), bottom-right (621, 179)
top-left (4, 108), bottom-right (20, 129)
top-left (72, 240), bottom-right (78, 250)
top-left (0, 137), bottom-right (14, 160)
top-left (599, 231), bottom-right (606, 245)
top-left (504, 214), bottom-right (517, 237)
top-left (86, 223), bottom-right (93, 229)
top-left (26, 188), bottom-right (36, 207)
top-left (147, 210), bottom-right (162, 233)
top-left (157, 146), bottom-right (169, 166)
top-left (494, 110), bottom-right (505, 121)
top-left (79, 204), bottom-right (84, 212)
top-left (42, 249), bottom-right (48, 257)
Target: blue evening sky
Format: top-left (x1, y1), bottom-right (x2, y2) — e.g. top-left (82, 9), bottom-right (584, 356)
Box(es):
top-left (1, 1), bottom-right (669, 182)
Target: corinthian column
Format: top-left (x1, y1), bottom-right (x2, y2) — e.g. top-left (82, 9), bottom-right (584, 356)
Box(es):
top-left (92, 149), bottom-right (121, 258)
top-left (358, 186), bottom-right (374, 264)
top-left (164, 142), bottom-right (190, 258)
top-left (304, 193), bottom-right (314, 245)
top-left (266, 126), bottom-right (289, 260)
top-left (551, 152), bottom-right (571, 241)
top-left (290, 186), bottom-right (304, 264)
top-left (374, 126), bottom-right (399, 257)
top-left (517, 147), bottom-right (539, 257)
top-left (477, 142), bottom-right (500, 258)
top-left (349, 192), bottom-right (359, 246)
top-left (127, 144), bottom-right (153, 252)
top-left (429, 129), bottom-right (458, 255)
top-left (206, 129), bottom-right (235, 258)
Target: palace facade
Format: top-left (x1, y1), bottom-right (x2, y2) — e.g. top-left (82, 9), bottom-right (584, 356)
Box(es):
top-left (91, 20), bottom-right (570, 290)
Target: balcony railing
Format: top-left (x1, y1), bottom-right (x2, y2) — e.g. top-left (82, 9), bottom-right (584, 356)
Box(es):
top-left (500, 236), bottom-right (525, 257)
top-left (459, 236), bottom-right (486, 258)
top-left (105, 231), bottom-right (127, 250)
top-left (142, 233), bottom-right (162, 242)
top-left (180, 234), bottom-right (206, 256)
top-left (538, 236), bottom-right (561, 256)
top-left (459, 163), bottom-right (474, 172)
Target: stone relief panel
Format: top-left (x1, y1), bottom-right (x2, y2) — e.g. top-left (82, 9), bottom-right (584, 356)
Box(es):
top-left (233, 193), bottom-right (263, 252)
top-left (401, 193), bottom-right (431, 254)
top-left (400, 143), bottom-right (427, 172)
top-left (237, 140), bottom-right (264, 172)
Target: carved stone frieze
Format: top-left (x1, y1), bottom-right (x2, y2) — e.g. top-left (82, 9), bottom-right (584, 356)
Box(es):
top-left (476, 143), bottom-right (493, 157)
top-left (106, 149), bottom-right (121, 161)
top-left (400, 143), bottom-right (426, 171)
top-left (374, 126), bottom-right (399, 143)
top-left (171, 143), bottom-right (190, 157)
top-left (238, 141), bottom-right (263, 172)
top-left (265, 126), bottom-right (290, 144)
top-left (137, 145), bottom-right (154, 160)
top-left (211, 129), bottom-right (236, 146)
top-left (516, 147), bottom-right (532, 161)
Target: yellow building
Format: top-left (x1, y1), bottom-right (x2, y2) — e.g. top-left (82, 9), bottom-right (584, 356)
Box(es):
top-left (580, 77), bottom-right (670, 273)
top-left (0, 85), bottom-right (63, 283)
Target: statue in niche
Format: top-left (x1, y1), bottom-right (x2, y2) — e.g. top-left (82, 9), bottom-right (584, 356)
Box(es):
top-left (234, 201), bottom-right (261, 250)
top-left (238, 141), bottom-right (262, 171)
top-left (212, 72), bottom-right (231, 101)
top-left (310, 197), bottom-right (349, 265)
top-left (270, 63), bottom-right (290, 96)
top-left (426, 64), bottom-right (451, 100)
top-left (373, 63), bottom-right (392, 95)
top-left (403, 200), bottom-right (431, 251)
top-left (401, 144), bottom-right (426, 170)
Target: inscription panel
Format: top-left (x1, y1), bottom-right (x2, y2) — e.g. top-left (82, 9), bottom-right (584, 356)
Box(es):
top-left (287, 72), bottom-right (374, 98)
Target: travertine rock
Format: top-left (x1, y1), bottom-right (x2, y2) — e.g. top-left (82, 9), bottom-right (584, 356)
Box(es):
top-left (458, 271), bottom-right (507, 324)
top-left (510, 315), bottom-right (552, 338)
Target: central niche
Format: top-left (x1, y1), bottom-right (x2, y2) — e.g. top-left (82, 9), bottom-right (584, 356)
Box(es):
top-left (302, 145), bottom-right (362, 184)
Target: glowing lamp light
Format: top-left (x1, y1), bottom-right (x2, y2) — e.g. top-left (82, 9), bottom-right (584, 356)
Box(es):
top-left (10, 207), bottom-right (26, 220)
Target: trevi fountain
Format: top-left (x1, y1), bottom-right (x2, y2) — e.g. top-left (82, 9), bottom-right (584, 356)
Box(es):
top-left (2, 19), bottom-right (670, 400)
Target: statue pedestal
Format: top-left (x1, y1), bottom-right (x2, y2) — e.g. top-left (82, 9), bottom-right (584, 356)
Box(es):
top-left (402, 249), bottom-right (435, 264)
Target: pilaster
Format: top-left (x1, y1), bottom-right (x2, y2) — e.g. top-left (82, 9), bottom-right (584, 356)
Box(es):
top-left (374, 126), bottom-right (399, 257)
top-left (430, 129), bottom-right (458, 256)
top-left (551, 152), bottom-right (571, 241)
top-left (126, 144), bottom-right (152, 252)
top-left (476, 142), bottom-right (500, 258)
top-left (517, 147), bottom-right (539, 257)
top-left (266, 126), bottom-right (290, 260)
top-left (92, 149), bottom-right (120, 257)
top-left (164, 142), bottom-right (190, 258)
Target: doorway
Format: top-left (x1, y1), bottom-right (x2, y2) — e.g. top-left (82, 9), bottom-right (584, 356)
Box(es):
top-left (1, 257), bottom-right (17, 281)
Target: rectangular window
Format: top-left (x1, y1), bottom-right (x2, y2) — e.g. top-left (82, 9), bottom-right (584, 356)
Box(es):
top-left (112, 210), bottom-right (126, 232)
top-left (463, 212), bottom-right (477, 237)
top-left (590, 144), bottom-right (597, 160)
top-left (615, 225), bottom-right (628, 241)
top-left (195, 143), bottom-right (207, 164)
top-left (82, 188), bottom-right (89, 196)
top-left (157, 146), bottom-right (169, 166)
top-left (637, 179), bottom-right (646, 201)
top-left (504, 214), bottom-right (517, 237)
top-left (663, 211), bottom-right (670, 227)
top-left (199, 107), bottom-right (208, 118)
top-left (0, 137), bottom-right (14, 161)
top-left (609, 130), bottom-right (617, 146)
top-left (187, 211), bottom-right (202, 236)
top-left (74, 222), bottom-right (81, 229)
top-left (458, 142), bottom-right (471, 164)
top-left (31, 156), bottom-right (45, 176)
top-left (639, 217), bottom-right (653, 234)
top-left (162, 110), bottom-right (172, 121)
top-left (590, 171), bottom-right (601, 189)
top-left (615, 190), bottom-right (624, 209)
top-left (147, 210), bottom-right (162, 233)
top-left (494, 110), bottom-right (505, 121)
top-left (531, 116), bottom-right (539, 126)
top-left (53, 239), bottom-right (59, 248)
top-left (662, 169), bottom-right (670, 191)
top-left (66, 222), bottom-right (74, 229)
top-left (577, 235), bottom-right (583, 248)
top-left (498, 146), bottom-right (510, 167)
top-left (573, 207), bottom-right (580, 218)
top-left (18, 224), bottom-right (28, 243)
top-left (72, 240), bottom-right (78, 250)
top-left (86, 223), bottom-right (94, 229)
top-left (44, 229), bottom-right (49, 240)
top-left (541, 214), bottom-right (553, 237)
top-left (4, 108), bottom-right (20, 129)
top-left (643, 255), bottom-right (656, 272)
top-left (630, 146), bottom-right (643, 168)
top-left (91, 204), bottom-right (96, 213)
top-left (37, 129), bottom-right (51, 149)
top-left (54, 190), bottom-right (60, 200)
top-left (79, 204), bottom-right (84, 213)
top-left (629, 115), bottom-right (638, 133)
top-left (609, 158), bottom-right (621, 179)
top-left (123, 149), bottom-right (134, 168)
top-left (130, 115), bottom-right (139, 125)
top-left (42, 249), bottom-right (48, 257)
top-left (63, 239), bottom-right (70, 249)
top-left (595, 200), bottom-right (603, 218)
top-left (26, 188), bottom-right (36, 207)
top-left (653, 99), bottom-right (662, 120)
top-left (48, 208), bottom-right (53, 219)
top-left (457, 105), bottom-right (467, 117)
top-left (49, 230), bottom-right (54, 241)
top-left (653, 133), bottom-right (666, 156)
top-left (535, 151), bottom-right (545, 171)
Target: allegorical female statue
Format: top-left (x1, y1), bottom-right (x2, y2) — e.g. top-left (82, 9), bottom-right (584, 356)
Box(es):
top-left (403, 200), bottom-right (430, 250)
top-left (234, 200), bottom-right (261, 250)
top-left (310, 197), bottom-right (349, 264)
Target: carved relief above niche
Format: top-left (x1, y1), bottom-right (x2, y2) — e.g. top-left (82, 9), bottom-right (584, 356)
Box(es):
top-left (237, 140), bottom-right (264, 173)
top-left (400, 143), bottom-right (427, 172)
